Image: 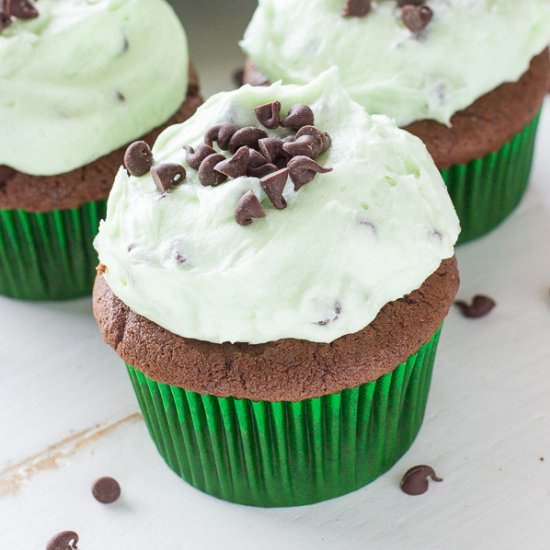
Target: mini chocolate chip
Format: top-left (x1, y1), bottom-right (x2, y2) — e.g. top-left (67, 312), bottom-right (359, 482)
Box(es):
top-left (296, 125), bottom-right (331, 153)
top-left (261, 168), bottom-right (289, 210)
top-left (288, 155), bottom-right (332, 190)
top-left (184, 144), bottom-right (216, 170)
top-left (235, 190), bottom-right (266, 226)
top-left (248, 148), bottom-right (268, 168)
top-left (124, 141), bottom-right (153, 177)
top-left (255, 101), bottom-right (281, 129)
top-left (455, 295), bottom-right (496, 318)
top-left (400, 465), bottom-right (443, 496)
top-left (401, 5), bottom-right (433, 33)
top-left (46, 531), bottom-right (79, 550)
top-left (258, 137), bottom-right (284, 163)
top-left (198, 153), bottom-right (228, 186)
top-left (248, 162), bottom-right (278, 178)
top-left (11, 0), bottom-right (38, 19)
top-left (92, 477), bottom-right (121, 504)
top-left (215, 146), bottom-right (250, 179)
top-left (282, 105), bottom-right (314, 129)
top-left (317, 302), bottom-right (342, 326)
top-left (205, 123), bottom-right (238, 150)
top-left (228, 127), bottom-right (268, 153)
top-left (151, 163), bottom-right (186, 193)
top-left (342, 0), bottom-right (371, 17)
top-left (283, 135), bottom-right (319, 159)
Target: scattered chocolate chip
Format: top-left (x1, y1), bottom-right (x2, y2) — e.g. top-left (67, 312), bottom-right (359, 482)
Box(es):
top-left (401, 5), bottom-right (433, 33)
top-left (342, 0), bottom-right (371, 17)
top-left (248, 162), bottom-right (277, 178)
top-left (255, 101), bottom-right (281, 129)
top-left (283, 135), bottom-right (319, 159)
top-left (282, 105), bottom-right (315, 129)
top-left (46, 531), bottom-right (79, 550)
top-left (184, 144), bottom-right (216, 170)
top-left (198, 153), bottom-right (228, 186)
top-left (235, 190), bottom-right (266, 226)
top-left (400, 465), bottom-right (443, 496)
top-left (205, 123), bottom-right (238, 150)
top-left (151, 163), bottom-right (186, 193)
top-left (124, 141), bottom-right (153, 177)
top-left (228, 126), bottom-right (268, 153)
top-left (92, 477), bottom-right (121, 504)
top-left (296, 125), bottom-right (331, 154)
top-left (288, 155), bottom-right (332, 190)
top-left (215, 146), bottom-right (250, 179)
top-left (455, 295), bottom-right (496, 319)
top-left (258, 137), bottom-right (285, 163)
top-left (232, 67), bottom-right (244, 88)
top-left (11, 0), bottom-right (38, 19)
top-left (261, 168), bottom-right (289, 210)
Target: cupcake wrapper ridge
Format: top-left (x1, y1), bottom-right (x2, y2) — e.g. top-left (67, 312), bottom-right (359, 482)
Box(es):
top-left (0, 199), bottom-right (106, 301)
top-left (127, 327), bottom-right (442, 507)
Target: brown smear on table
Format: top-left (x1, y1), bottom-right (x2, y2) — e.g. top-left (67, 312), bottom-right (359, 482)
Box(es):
top-left (0, 413), bottom-right (142, 496)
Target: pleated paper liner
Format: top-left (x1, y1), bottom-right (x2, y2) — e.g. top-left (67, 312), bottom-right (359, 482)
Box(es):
top-left (127, 327), bottom-right (442, 507)
top-left (0, 199), bottom-right (106, 301)
top-left (443, 110), bottom-right (541, 245)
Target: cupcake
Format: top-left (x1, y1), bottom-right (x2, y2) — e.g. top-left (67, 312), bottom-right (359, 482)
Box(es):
top-left (0, 0), bottom-right (202, 300)
top-left (241, 0), bottom-right (550, 244)
top-left (94, 71), bottom-right (460, 507)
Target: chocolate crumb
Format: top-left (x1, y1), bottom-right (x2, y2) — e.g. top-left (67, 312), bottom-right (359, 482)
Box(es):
top-left (455, 295), bottom-right (496, 318)
top-left (116, 91), bottom-right (126, 103)
top-left (282, 105), bottom-right (315, 129)
top-left (400, 465), bottom-right (443, 496)
top-left (235, 190), bottom-right (265, 226)
top-left (261, 168), bottom-right (289, 210)
top-left (255, 101), bottom-right (281, 129)
top-left (288, 155), bottom-right (332, 190)
top-left (124, 141), bottom-right (153, 177)
top-left (342, 0), bottom-right (371, 17)
top-left (401, 5), bottom-right (433, 33)
top-left (317, 302), bottom-right (342, 326)
top-left (92, 476), bottom-right (121, 504)
top-left (46, 531), bottom-right (79, 550)
top-left (151, 163), bottom-right (186, 193)
top-left (198, 153), bottom-right (228, 186)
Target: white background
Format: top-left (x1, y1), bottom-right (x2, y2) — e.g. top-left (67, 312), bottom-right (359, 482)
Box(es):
top-left (1, 1), bottom-right (550, 548)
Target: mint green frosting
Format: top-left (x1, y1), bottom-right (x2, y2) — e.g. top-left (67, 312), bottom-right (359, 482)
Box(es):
top-left (0, 0), bottom-right (188, 176)
top-left (95, 71), bottom-right (460, 345)
top-left (241, 0), bottom-right (550, 127)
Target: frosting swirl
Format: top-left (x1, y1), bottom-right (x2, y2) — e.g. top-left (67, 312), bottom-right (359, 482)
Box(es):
top-left (241, 0), bottom-right (550, 126)
top-left (95, 70), bottom-right (460, 345)
top-left (0, 0), bottom-right (188, 176)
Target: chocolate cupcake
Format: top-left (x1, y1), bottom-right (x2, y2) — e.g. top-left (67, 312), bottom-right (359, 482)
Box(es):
top-left (0, 0), bottom-right (202, 300)
top-left (94, 71), bottom-right (460, 507)
top-left (241, 0), bottom-right (550, 244)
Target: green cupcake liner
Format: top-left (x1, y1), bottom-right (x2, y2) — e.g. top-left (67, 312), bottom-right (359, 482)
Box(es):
top-left (0, 200), bottom-right (106, 301)
top-left (442, 111), bottom-right (541, 245)
top-left (127, 327), bottom-right (442, 507)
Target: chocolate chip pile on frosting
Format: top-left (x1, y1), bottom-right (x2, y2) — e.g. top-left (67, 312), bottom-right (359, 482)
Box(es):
top-left (0, 0), bottom-right (38, 31)
top-left (343, 0), bottom-right (433, 33)
top-left (123, 102), bottom-right (332, 227)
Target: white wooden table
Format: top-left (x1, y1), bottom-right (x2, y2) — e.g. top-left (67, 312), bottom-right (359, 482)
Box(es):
top-left (1, 2), bottom-right (550, 548)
